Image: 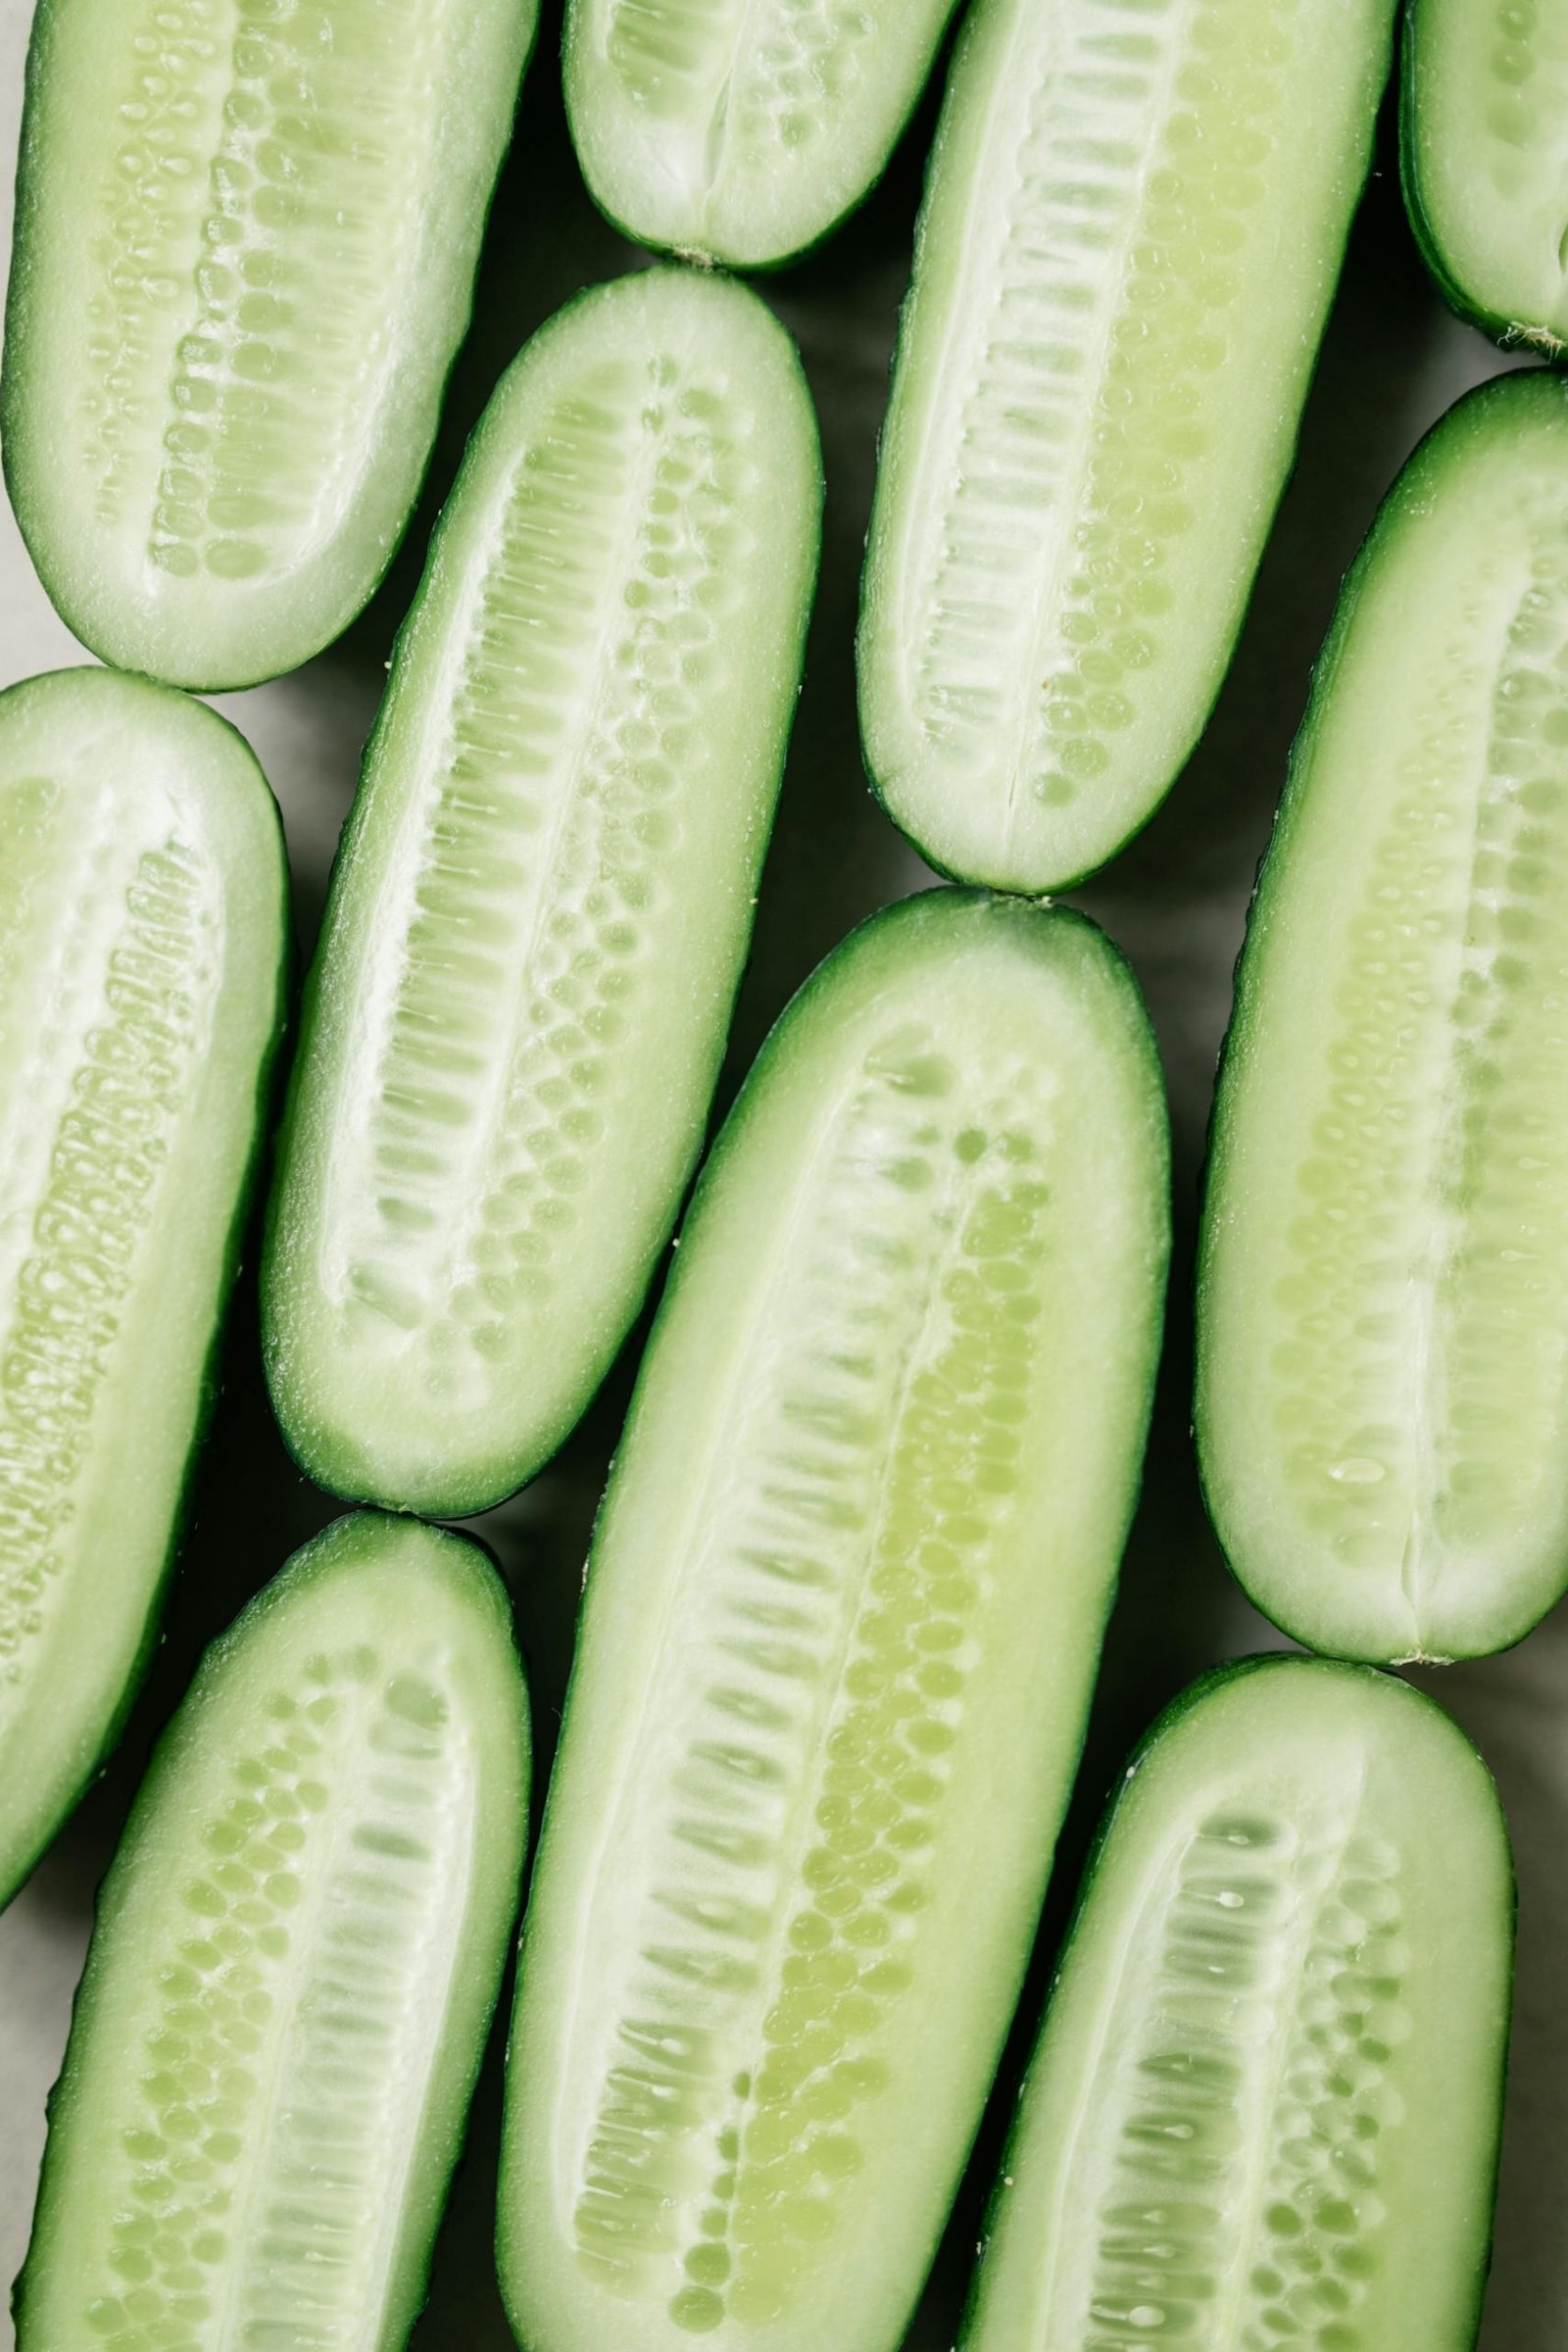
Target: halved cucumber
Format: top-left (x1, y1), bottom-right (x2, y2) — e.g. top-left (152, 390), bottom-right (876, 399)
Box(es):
top-left (15, 1510), bottom-right (531, 2352)
top-left (2, 0), bottom-right (537, 691)
top-left (958, 1658), bottom-right (1513, 2352)
top-left (497, 888), bottom-right (1170, 2352)
top-left (1198, 370), bottom-right (1568, 1666)
top-left (0, 666), bottom-right (285, 1909)
top-left (564, 0), bottom-right (957, 270)
top-left (858, 0), bottom-right (1397, 894)
top-left (262, 267), bottom-right (821, 1520)
top-left (1402, 0), bottom-right (1568, 354)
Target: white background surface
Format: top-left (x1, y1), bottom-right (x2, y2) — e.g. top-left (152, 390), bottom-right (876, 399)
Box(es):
top-left (0, 2), bottom-right (1563, 2344)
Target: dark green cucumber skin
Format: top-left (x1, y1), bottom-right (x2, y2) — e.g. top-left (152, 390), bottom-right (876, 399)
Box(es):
top-left (11, 1513), bottom-right (531, 2350)
top-left (1194, 368), bottom-right (1568, 1663)
top-left (0, 671), bottom-right (290, 1914)
top-left (260, 279), bottom-right (822, 1521)
top-left (561, 5), bottom-right (964, 274)
top-left (1397, 5), bottom-right (1567, 358)
top-left (495, 886), bottom-right (1172, 2349)
top-left (855, 3), bottom-right (1397, 897)
top-left (955, 1657), bottom-right (1516, 2352)
top-left (0, 0), bottom-right (540, 696)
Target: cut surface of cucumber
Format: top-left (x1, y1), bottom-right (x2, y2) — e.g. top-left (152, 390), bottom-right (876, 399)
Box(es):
top-left (858, 0), bottom-right (1396, 893)
top-left (0, 666), bottom-right (285, 1909)
top-left (1402, 0), bottom-right (1568, 353)
top-left (2, 0), bottom-right (536, 691)
top-left (1198, 371), bottom-right (1568, 1665)
top-left (564, 0), bottom-right (957, 269)
top-left (16, 1511), bottom-right (531, 2352)
top-left (958, 1658), bottom-right (1514, 2352)
top-left (262, 268), bottom-right (821, 1520)
top-left (498, 888), bottom-right (1170, 2352)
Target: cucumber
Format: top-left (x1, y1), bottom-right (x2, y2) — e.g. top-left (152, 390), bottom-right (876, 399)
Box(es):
top-left (1197, 370), bottom-right (1568, 1666)
top-left (2, 0), bottom-right (537, 692)
top-left (261, 267), bottom-right (821, 1521)
top-left (1401, 0), bottom-right (1568, 354)
top-left (497, 888), bottom-right (1170, 2352)
top-left (858, 0), bottom-right (1397, 895)
top-left (15, 1510), bottom-right (531, 2352)
top-left (958, 1658), bottom-right (1513, 2352)
top-left (0, 666), bottom-right (286, 1910)
top-left (563, 0), bottom-right (958, 270)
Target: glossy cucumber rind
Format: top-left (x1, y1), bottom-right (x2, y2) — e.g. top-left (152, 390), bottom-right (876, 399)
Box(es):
top-left (0, 666), bottom-right (288, 1910)
top-left (1399, 0), bottom-right (1568, 358)
top-left (857, 0), bottom-right (1396, 896)
top-left (497, 886), bottom-right (1171, 2352)
top-left (957, 1656), bottom-right (1514, 2352)
top-left (2, 0), bottom-right (539, 692)
top-left (260, 267), bottom-right (823, 1521)
top-left (1197, 368), bottom-right (1568, 1665)
top-left (562, 1), bottom-right (960, 271)
top-left (14, 1510), bottom-right (532, 2352)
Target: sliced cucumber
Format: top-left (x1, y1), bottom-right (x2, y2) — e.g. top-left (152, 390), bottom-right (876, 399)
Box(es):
top-left (3, 0), bottom-right (537, 691)
top-left (497, 888), bottom-right (1170, 2352)
top-left (262, 268), bottom-right (821, 1520)
top-left (1198, 371), bottom-right (1568, 1665)
top-left (0, 667), bottom-right (285, 1909)
top-left (564, 0), bottom-right (957, 270)
top-left (858, 0), bottom-right (1396, 894)
top-left (16, 1510), bottom-right (530, 2352)
top-left (958, 1658), bottom-right (1514, 2352)
top-left (1402, 0), bottom-right (1568, 354)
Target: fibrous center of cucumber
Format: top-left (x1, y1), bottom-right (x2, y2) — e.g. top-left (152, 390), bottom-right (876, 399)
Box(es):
top-left (328, 352), bottom-right (759, 1396)
top-left (601, 0), bottom-right (878, 185)
top-left (86, 0), bottom-right (440, 582)
top-left (902, 0), bottom-right (1288, 832)
top-left (1267, 548), bottom-right (1568, 1632)
top-left (76, 1644), bottom-right (472, 2349)
top-left (1048, 1793), bottom-right (1408, 2346)
top-left (565, 1027), bottom-right (1055, 2331)
top-left (0, 810), bottom-right (215, 1702)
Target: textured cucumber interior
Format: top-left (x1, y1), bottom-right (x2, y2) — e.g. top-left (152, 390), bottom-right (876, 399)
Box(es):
top-left (858, 0), bottom-right (1396, 893)
top-left (1199, 371), bottom-right (1568, 1664)
top-left (1403, 0), bottom-right (1568, 350)
top-left (959, 1660), bottom-right (1513, 2352)
top-left (564, 0), bottom-right (956, 266)
top-left (263, 268), bottom-right (821, 1518)
top-left (500, 890), bottom-right (1169, 2352)
top-left (0, 667), bottom-right (285, 1909)
top-left (2, 0), bottom-right (536, 688)
top-left (17, 1513), bottom-right (530, 2352)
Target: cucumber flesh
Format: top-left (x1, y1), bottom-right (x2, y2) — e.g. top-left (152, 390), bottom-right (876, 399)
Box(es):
top-left (1402, 0), bottom-right (1568, 353)
top-left (262, 268), bottom-right (821, 1520)
top-left (858, 0), bottom-right (1396, 893)
top-left (16, 1511), bottom-right (531, 2352)
top-left (0, 667), bottom-right (285, 1909)
top-left (2, 0), bottom-right (537, 691)
top-left (498, 889), bottom-right (1170, 2352)
top-left (564, 0), bottom-right (957, 269)
top-left (958, 1659), bottom-right (1513, 2352)
top-left (1198, 371), bottom-right (1568, 1665)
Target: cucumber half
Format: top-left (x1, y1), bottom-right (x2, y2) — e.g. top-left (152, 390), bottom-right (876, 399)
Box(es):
top-left (262, 267), bottom-right (822, 1521)
top-left (958, 1657), bottom-right (1513, 2352)
top-left (858, 0), bottom-right (1397, 894)
top-left (2, 0), bottom-right (537, 691)
top-left (15, 1511), bottom-right (531, 2352)
top-left (497, 888), bottom-right (1170, 2352)
top-left (564, 0), bottom-right (958, 270)
top-left (0, 667), bottom-right (286, 1909)
top-left (1198, 370), bottom-right (1568, 1665)
top-left (1402, 0), bottom-right (1568, 355)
